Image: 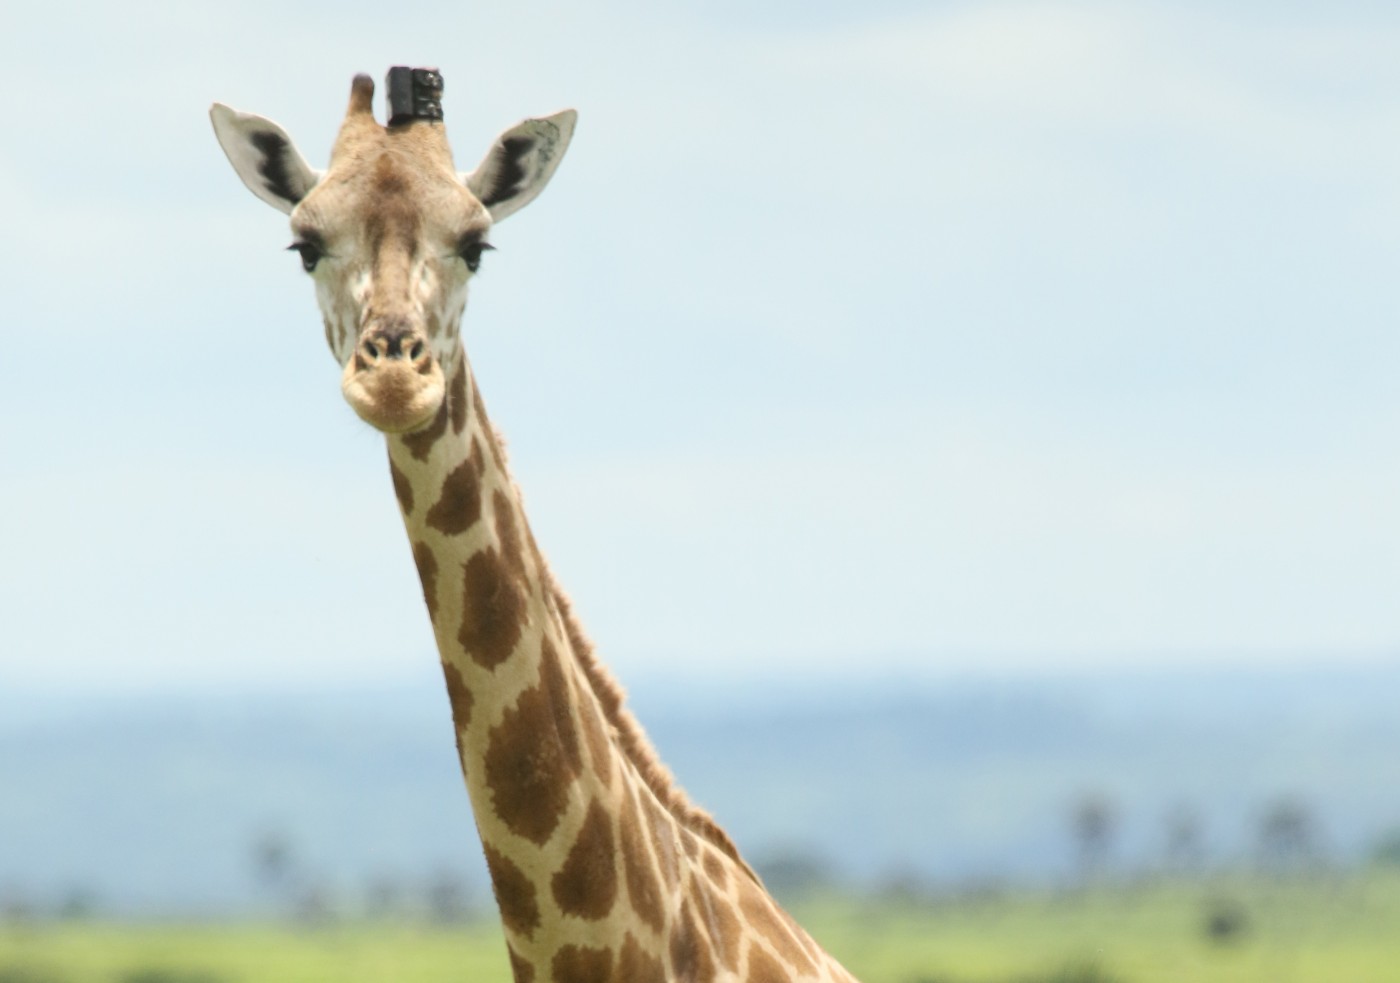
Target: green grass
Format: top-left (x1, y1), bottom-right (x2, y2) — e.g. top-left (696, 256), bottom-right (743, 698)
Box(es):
top-left (3, 872), bottom-right (1400, 983)
top-left (0, 923), bottom-right (509, 983)
top-left (797, 871), bottom-right (1400, 983)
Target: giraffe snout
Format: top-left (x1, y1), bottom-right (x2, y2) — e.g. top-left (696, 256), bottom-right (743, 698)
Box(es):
top-left (342, 319), bottom-right (445, 434)
top-left (357, 320), bottom-right (430, 367)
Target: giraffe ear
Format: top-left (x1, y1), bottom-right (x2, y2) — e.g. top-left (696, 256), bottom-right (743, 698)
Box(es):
top-left (462, 110), bottom-right (577, 222)
top-left (209, 103), bottom-right (323, 215)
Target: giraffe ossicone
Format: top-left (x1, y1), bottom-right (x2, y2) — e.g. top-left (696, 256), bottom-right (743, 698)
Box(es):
top-left (211, 66), bottom-right (859, 983)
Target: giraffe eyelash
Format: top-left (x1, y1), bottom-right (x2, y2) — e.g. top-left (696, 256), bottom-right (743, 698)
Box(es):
top-left (457, 238), bottom-right (495, 273)
top-left (287, 239), bottom-right (324, 273)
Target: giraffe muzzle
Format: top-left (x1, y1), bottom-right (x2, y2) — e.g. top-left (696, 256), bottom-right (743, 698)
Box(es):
top-left (357, 320), bottom-right (428, 366)
top-left (341, 321), bottom-right (446, 434)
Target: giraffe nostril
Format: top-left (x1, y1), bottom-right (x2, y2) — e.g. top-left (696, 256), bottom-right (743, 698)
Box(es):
top-left (363, 339), bottom-right (381, 360)
top-left (409, 340), bottom-right (425, 360)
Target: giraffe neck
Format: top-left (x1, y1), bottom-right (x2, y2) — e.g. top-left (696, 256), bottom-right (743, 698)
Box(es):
top-left (384, 351), bottom-right (850, 983)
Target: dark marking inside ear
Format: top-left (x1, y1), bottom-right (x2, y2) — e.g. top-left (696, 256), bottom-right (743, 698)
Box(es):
top-left (250, 130), bottom-right (304, 207)
top-left (479, 136), bottom-right (536, 207)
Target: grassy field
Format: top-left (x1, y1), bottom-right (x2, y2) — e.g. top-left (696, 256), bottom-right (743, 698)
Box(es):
top-left (3, 872), bottom-right (1399, 983)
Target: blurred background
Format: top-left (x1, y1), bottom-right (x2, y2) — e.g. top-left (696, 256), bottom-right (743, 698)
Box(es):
top-left (3, 0), bottom-right (1400, 981)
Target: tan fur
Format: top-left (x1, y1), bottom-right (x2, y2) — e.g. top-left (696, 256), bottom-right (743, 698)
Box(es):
top-left (552, 580), bottom-right (759, 883)
top-left (216, 71), bottom-right (855, 982)
top-left (484, 415), bottom-right (759, 883)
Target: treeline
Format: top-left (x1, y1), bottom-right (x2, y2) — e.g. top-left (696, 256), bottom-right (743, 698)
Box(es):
top-left (6, 793), bottom-right (1400, 927)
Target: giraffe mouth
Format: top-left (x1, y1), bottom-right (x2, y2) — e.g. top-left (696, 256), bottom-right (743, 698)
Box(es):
top-left (342, 358), bottom-right (446, 434)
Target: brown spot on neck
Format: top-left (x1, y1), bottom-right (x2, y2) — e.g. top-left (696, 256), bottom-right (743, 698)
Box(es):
top-left (473, 379), bottom-right (507, 473)
top-left (411, 542), bottom-right (439, 622)
top-left (400, 396), bottom-right (449, 461)
top-left (539, 636), bottom-right (583, 774)
top-left (389, 456), bottom-right (414, 515)
top-left (702, 849), bottom-right (728, 891)
top-left (551, 798), bottom-right (618, 920)
top-left (494, 489), bottom-right (528, 581)
top-left (778, 905), bottom-right (825, 964)
top-left (484, 845), bottom-right (540, 939)
top-left (451, 360), bottom-right (470, 434)
top-left (398, 354), bottom-right (463, 463)
top-left (642, 791), bottom-right (681, 892)
top-left (577, 679), bottom-right (615, 789)
top-left (744, 943), bottom-right (789, 983)
top-left (425, 444), bottom-right (484, 535)
top-left (736, 876), bottom-right (818, 976)
top-left (551, 944), bottom-right (613, 983)
top-left (694, 876), bottom-right (743, 972)
top-left (620, 785), bottom-right (666, 934)
top-left (483, 656), bottom-right (576, 845)
top-left (458, 549), bottom-right (525, 669)
top-left (618, 934), bottom-right (666, 983)
top-left (507, 945), bottom-right (535, 983)
top-left (441, 660), bottom-right (474, 733)
top-left (547, 585), bottom-right (758, 882)
top-left (669, 895), bottom-right (717, 983)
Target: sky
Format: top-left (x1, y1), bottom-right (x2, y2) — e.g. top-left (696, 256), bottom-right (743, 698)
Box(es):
top-left (2, 0), bottom-right (1400, 699)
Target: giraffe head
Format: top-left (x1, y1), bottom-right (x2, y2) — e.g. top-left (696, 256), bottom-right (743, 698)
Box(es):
top-left (211, 69), bottom-right (576, 433)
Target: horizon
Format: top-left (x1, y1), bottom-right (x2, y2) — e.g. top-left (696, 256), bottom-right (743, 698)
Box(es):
top-left (3, 659), bottom-right (1397, 915)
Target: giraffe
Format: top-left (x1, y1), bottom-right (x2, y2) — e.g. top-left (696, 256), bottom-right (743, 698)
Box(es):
top-left (211, 68), bottom-right (859, 983)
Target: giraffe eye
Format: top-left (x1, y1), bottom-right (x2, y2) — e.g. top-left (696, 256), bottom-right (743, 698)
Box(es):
top-left (458, 239), bottom-right (495, 273)
top-left (287, 240), bottom-right (323, 273)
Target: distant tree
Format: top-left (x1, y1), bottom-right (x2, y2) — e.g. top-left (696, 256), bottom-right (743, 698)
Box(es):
top-left (752, 850), bottom-right (836, 901)
top-left (1370, 828), bottom-right (1400, 868)
top-left (251, 830), bottom-right (296, 892)
top-left (0, 966), bottom-right (77, 983)
top-left (1010, 958), bottom-right (1124, 983)
top-left (294, 881), bottom-right (335, 926)
top-left (118, 971), bottom-right (224, 983)
top-left (56, 886), bottom-right (98, 921)
top-left (1071, 793), bottom-right (1117, 884)
top-left (251, 828), bottom-right (316, 921)
top-left (1202, 897), bottom-right (1250, 945)
top-left (0, 888), bottom-right (35, 926)
top-left (1163, 805), bottom-right (1205, 874)
top-left (425, 868), bottom-right (472, 924)
top-left (365, 873), bottom-right (403, 920)
top-left (1372, 832), bottom-right (1400, 867)
top-left (1257, 797), bottom-right (1320, 873)
top-left (871, 868), bottom-right (935, 907)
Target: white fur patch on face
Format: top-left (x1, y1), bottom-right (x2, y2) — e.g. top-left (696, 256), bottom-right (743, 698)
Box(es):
top-left (312, 251), bottom-right (470, 372)
top-left (351, 269), bottom-right (372, 309)
top-left (429, 276), bottom-right (470, 362)
top-left (415, 262), bottom-right (437, 306)
top-left (317, 267), bottom-right (371, 367)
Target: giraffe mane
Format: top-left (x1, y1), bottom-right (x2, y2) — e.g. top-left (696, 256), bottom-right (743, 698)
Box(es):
top-left (491, 424), bottom-right (761, 884)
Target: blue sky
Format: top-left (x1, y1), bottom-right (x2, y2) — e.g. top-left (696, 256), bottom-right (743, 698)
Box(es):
top-left (3, 1), bottom-right (1399, 697)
